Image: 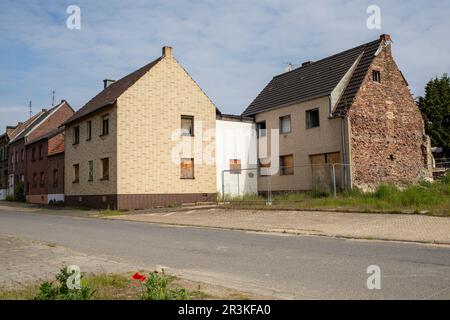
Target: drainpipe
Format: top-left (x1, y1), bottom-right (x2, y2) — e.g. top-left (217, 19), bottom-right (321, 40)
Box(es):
top-left (328, 95), bottom-right (332, 117)
top-left (340, 116), bottom-right (348, 190)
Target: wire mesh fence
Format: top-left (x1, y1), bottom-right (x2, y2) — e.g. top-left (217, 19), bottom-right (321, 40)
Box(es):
top-left (220, 161), bottom-right (440, 204)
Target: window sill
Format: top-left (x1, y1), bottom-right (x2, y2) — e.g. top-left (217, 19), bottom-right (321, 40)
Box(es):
top-left (72, 143), bottom-right (79, 146)
top-left (72, 180), bottom-right (79, 184)
top-left (100, 177), bottom-right (109, 181)
top-left (86, 138), bottom-right (91, 142)
top-left (99, 134), bottom-right (109, 138)
top-left (180, 177), bottom-right (195, 180)
top-left (88, 179), bottom-right (93, 182)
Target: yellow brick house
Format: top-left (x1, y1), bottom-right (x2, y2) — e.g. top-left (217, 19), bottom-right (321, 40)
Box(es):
top-left (63, 47), bottom-right (217, 210)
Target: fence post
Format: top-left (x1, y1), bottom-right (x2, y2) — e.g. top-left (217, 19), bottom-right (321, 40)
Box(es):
top-left (267, 174), bottom-right (272, 206)
top-left (332, 164), bottom-right (337, 198)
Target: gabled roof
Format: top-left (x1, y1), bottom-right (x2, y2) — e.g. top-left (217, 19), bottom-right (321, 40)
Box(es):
top-left (63, 57), bottom-right (162, 126)
top-left (7, 111), bottom-right (46, 142)
top-left (26, 126), bottom-right (65, 146)
top-left (241, 37), bottom-right (382, 117)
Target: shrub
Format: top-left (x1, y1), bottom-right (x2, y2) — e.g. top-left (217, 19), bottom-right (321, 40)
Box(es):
top-left (14, 181), bottom-right (25, 202)
top-left (141, 271), bottom-right (189, 300)
top-left (34, 267), bottom-right (94, 300)
top-left (373, 184), bottom-right (398, 199)
top-left (5, 194), bottom-right (15, 201)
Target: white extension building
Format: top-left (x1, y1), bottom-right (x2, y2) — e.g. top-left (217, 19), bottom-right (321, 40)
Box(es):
top-left (216, 114), bottom-right (257, 197)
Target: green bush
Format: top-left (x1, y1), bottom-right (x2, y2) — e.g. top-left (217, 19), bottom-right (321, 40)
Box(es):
top-left (5, 194), bottom-right (15, 201)
top-left (34, 267), bottom-right (94, 300)
top-left (141, 271), bottom-right (189, 300)
top-left (14, 181), bottom-right (25, 202)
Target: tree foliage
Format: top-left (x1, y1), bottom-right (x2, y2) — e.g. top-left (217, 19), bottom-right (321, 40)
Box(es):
top-left (418, 74), bottom-right (450, 157)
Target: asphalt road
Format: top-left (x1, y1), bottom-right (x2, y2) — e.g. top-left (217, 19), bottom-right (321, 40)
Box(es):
top-left (0, 209), bottom-right (449, 299)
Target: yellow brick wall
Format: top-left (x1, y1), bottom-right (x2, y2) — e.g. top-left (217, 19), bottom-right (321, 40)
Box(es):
top-left (116, 55), bottom-right (217, 194)
top-left (254, 96), bottom-right (342, 191)
top-left (64, 106), bottom-right (117, 196)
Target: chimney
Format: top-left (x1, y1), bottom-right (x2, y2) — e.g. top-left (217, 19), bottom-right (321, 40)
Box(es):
top-left (103, 79), bottom-right (116, 89)
top-left (377, 34), bottom-right (392, 56)
top-left (302, 61), bottom-right (313, 67)
top-left (379, 34), bottom-right (391, 42)
top-left (284, 63), bottom-right (293, 73)
top-left (162, 46), bottom-right (173, 58)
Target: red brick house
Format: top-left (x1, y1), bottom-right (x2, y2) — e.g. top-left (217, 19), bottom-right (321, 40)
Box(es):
top-left (25, 128), bottom-right (66, 204)
top-left (8, 100), bottom-right (74, 199)
top-left (242, 34), bottom-right (432, 191)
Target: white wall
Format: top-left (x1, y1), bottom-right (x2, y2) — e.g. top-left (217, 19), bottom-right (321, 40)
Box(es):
top-left (216, 119), bottom-right (257, 196)
top-left (0, 189), bottom-right (6, 200)
top-left (48, 194), bottom-right (65, 203)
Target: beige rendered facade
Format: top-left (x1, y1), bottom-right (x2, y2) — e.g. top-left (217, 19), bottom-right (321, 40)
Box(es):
top-left (64, 47), bottom-right (217, 209)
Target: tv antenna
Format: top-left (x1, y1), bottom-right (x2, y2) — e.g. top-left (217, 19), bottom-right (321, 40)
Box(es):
top-left (29, 100), bottom-right (32, 118)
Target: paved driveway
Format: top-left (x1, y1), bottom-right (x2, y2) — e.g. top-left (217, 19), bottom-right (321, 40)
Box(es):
top-left (1, 208), bottom-right (450, 299)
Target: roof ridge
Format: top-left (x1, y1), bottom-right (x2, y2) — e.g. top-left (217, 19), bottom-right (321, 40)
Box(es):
top-left (273, 38), bottom-right (380, 79)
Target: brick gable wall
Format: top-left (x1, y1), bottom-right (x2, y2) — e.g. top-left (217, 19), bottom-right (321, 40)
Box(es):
top-left (348, 39), bottom-right (432, 190)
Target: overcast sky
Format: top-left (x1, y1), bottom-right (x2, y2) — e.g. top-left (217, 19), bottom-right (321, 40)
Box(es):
top-left (0, 0), bottom-right (449, 130)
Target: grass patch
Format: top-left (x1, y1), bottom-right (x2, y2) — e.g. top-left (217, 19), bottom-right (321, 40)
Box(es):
top-left (222, 174), bottom-right (450, 216)
top-left (97, 209), bottom-right (124, 217)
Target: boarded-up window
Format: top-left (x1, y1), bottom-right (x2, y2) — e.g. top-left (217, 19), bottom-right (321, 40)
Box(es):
top-left (181, 116), bottom-right (194, 136)
top-left (310, 152), bottom-right (341, 191)
top-left (372, 70), bottom-right (381, 83)
top-left (280, 155), bottom-right (294, 175)
top-left (229, 159), bottom-right (241, 174)
top-left (180, 158), bottom-right (194, 179)
top-left (32, 173), bottom-right (38, 188)
top-left (73, 164), bottom-right (79, 183)
top-left (88, 160), bottom-right (94, 181)
top-left (306, 109), bottom-right (320, 129)
top-left (101, 158), bottom-right (109, 180)
top-left (279, 115), bottom-right (291, 134)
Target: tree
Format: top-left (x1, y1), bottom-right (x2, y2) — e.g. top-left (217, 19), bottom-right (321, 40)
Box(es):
top-left (418, 74), bottom-right (450, 157)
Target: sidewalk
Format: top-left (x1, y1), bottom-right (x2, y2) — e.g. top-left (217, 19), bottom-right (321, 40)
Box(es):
top-left (108, 208), bottom-right (450, 245)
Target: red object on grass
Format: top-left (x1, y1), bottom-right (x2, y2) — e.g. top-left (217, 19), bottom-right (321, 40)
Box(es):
top-left (131, 272), bottom-right (147, 282)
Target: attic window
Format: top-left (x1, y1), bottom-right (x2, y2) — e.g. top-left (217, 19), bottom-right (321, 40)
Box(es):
top-left (373, 70), bottom-right (381, 83)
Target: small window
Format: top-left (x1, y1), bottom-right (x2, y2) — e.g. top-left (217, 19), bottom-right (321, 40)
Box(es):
top-left (258, 158), bottom-right (271, 176)
top-left (53, 169), bottom-right (58, 187)
top-left (229, 159), bottom-right (242, 174)
top-left (38, 146), bottom-right (43, 159)
top-left (256, 121), bottom-right (266, 138)
top-left (181, 116), bottom-right (194, 136)
top-left (32, 173), bottom-right (38, 188)
top-left (373, 70), bottom-right (381, 83)
top-left (21, 149), bottom-right (25, 162)
top-left (73, 164), bottom-right (79, 183)
top-left (15, 152), bottom-right (18, 163)
top-left (11, 153), bottom-right (13, 164)
top-left (279, 115), bottom-right (291, 134)
top-left (306, 109), bottom-right (320, 129)
top-left (280, 155), bottom-right (294, 175)
top-left (73, 126), bottom-right (80, 144)
top-left (39, 172), bottom-right (45, 186)
top-left (101, 158), bottom-right (109, 180)
top-left (32, 148), bottom-right (36, 161)
top-left (180, 158), bottom-right (194, 179)
top-left (102, 115), bottom-right (109, 136)
top-left (88, 160), bottom-right (94, 181)
top-left (86, 121), bottom-right (92, 140)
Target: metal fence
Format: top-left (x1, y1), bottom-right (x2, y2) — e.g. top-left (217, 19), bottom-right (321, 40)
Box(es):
top-left (220, 161), bottom-right (442, 203)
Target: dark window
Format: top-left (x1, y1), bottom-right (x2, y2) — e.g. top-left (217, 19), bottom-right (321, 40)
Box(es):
top-left (101, 158), bottom-right (109, 180)
top-left (32, 148), bottom-right (36, 161)
top-left (280, 155), bottom-right (294, 175)
top-left (32, 173), bottom-right (38, 188)
top-left (306, 109), bottom-right (320, 129)
top-left (73, 164), bottom-right (79, 183)
top-left (180, 158), bottom-right (194, 179)
top-left (373, 70), bottom-right (381, 83)
top-left (53, 169), bottom-right (58, 187)
top-left (39, 172), bottom-right (45, 186)
top-left (15, 152), bottom-right (18, 163)
top-left (88, 160), bottom-right (94, 181)
top-left (0, 148), bottom-right (3, 161)
top-left (87, 121), bottom-right (92, 140)
top-left (256, 121), bottom-right (266, 138)
top-left (229, 159), bottom-right (242, 174)
top-left (181, 116), bottom-right (194, 136)
top-left (73, 126), bottom-right (80, 144)
top-left (279, 115), bottom-right (291, 134)
top-left (21, 149), bottom-right (25, 162)
top-left (38, 146), bottom-right (43, 159)
top-left (102, 115), bottom-right (109, 136)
